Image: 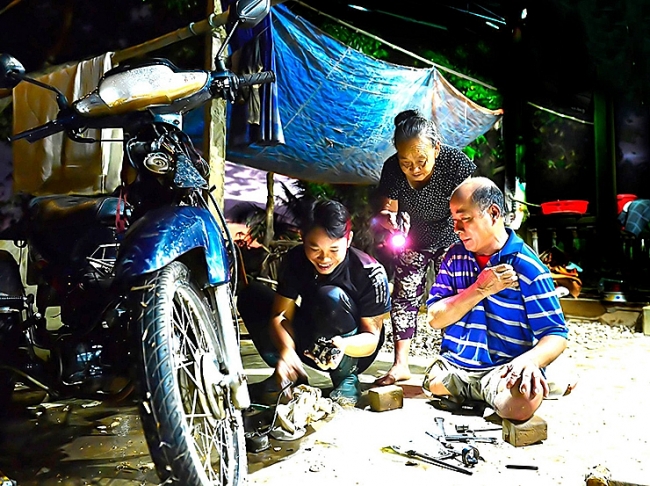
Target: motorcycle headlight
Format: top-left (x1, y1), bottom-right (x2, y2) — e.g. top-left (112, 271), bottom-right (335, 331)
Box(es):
top-left (74, 64), bottom-right (209, 116)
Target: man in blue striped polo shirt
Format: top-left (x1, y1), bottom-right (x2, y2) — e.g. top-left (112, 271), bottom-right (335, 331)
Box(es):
top-left (423, 177), bottom-right (568, 422)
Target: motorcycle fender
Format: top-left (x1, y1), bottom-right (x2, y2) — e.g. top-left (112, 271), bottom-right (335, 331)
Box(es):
top-left (113, 206), bottom-right (229, 285)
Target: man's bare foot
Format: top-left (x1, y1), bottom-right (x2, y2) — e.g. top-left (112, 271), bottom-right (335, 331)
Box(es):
top-left (373, 366), bottom-right (411, 386)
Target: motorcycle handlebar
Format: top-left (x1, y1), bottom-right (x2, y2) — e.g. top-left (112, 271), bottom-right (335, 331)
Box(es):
top-left (238, 71), bottom-right (275, 87)
top-left (12, 69), bottom-right (276, 143)
top-left (11, 118), bottom-right (67, 143)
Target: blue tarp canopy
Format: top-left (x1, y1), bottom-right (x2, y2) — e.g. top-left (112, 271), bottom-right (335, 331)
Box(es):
top-left (217, 5), bottom-right (502, 184)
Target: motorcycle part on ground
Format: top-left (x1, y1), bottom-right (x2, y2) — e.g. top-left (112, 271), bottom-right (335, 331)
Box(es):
top-left (132, 261), bottom-right (246, 485)
top-left (245, 432), bottom-right (270, 453)
top-left (244, 381), bottom-right (294, 453)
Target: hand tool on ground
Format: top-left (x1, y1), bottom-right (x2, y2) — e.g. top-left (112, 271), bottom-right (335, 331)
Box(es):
top-left (506, 464), bottom-right (539, 470)
top-left (427, 445), bottom-right (481, 466)
top-left (427, 431), bottom-right (485, 465)
top-left (429, 418), bottom-right (498, 444)
top-left (434, 416), bottom-right (447, 436)
top-left (387, 445), bottom-right (473, 475)
top-left (426, 430), bottom-right (499, 444)
top-left (455, 424), bottom-right (502, 433)
top-left (431, 416), bottom-right (454, 446)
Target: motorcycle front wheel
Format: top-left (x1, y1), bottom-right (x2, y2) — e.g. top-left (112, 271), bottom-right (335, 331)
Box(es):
top-left (131, 261), bottom-right (246, 485)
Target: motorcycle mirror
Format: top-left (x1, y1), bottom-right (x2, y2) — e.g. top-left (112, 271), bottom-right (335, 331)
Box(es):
top-left (0, 53), bottom-right (69, 109)
top-left (0, 53), bottom-right (26, 89)
top-left (231, 0), bottom-right (270, 28)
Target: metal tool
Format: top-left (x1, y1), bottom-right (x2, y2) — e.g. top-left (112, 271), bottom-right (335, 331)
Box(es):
top-left (434, 416), bottom-right (447, 436)
top-left (388, 445), bottom-right (473, 475)
top-left (427, 431), bottom-right (498, 444)
top-left (455, 424), bottom-right (502, 433)
top-left (458, 445), bottom-right (481, 466)
top-left (437, 445), bottom-right (482, 466)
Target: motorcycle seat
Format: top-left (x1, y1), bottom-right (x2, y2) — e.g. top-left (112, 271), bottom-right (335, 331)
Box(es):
top-left (28, 195), bottom-right (125, 227)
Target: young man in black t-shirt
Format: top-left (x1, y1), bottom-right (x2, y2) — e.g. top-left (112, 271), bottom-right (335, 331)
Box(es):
top-left (237, 199), bottom-right (391, 407)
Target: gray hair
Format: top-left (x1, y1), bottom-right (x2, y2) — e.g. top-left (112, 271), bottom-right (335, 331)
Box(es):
top-left (454, 177), bottom-right (506, 214)
top-left (470, 178), bottom-right (506, 214)
top-left (393, 109), bottom-right (441, 148)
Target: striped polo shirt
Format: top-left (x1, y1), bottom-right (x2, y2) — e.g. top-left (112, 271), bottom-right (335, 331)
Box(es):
top-left (427, 229), bottom-right (568, 370)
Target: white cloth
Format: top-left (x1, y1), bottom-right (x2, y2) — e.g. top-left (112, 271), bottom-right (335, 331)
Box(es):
top-left (12, 53), bottom-right (122, 195)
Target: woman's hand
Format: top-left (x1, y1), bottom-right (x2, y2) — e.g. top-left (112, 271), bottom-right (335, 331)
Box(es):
top-left (398, 212), bottom-right (411, 235)
top-left (378, 210), bottom-right (400, 232)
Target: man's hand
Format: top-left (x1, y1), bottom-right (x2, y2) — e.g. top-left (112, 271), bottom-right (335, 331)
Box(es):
top-left (304, 337), bottom-right (345, 370)
top-left (276, 349), bottom-right (308, 388)
top-left (501, 358), bottom-right (549, 400)
top-left (476, 263), bottom-right (519, 297)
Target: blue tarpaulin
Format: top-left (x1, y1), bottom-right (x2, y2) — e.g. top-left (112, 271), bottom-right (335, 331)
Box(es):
top-left (220, 5), bottom-right (502, 184)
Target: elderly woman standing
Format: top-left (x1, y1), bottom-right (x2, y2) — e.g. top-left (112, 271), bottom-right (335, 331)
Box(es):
top-left (373, 109), bottom-right (476, 386)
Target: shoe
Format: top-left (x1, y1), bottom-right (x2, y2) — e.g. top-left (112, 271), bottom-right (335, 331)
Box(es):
top-left (329, 374), bottom-right (360, 407)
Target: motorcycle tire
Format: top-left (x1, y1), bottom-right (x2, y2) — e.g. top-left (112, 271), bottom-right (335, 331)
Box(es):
top-left (0, 251), bottom-right (25, 418)
top-left (131, 261), bottom-right (246, 486)
top-left (0, 315), bottom-right (19, 417)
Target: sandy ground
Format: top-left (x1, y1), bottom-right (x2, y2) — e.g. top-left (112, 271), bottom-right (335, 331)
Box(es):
top-left (0, 320), bottom-right (648, 486)
top-left (245, 320), bottom-right (650, 486)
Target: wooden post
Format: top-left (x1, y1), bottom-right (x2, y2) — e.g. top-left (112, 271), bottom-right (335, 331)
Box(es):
top-left (204, 0), bottom-right (228, 213)
top-left (263, 171), bottom-right (275, 248)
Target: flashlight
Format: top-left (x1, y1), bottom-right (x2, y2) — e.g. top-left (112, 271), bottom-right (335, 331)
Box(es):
top-left (390, 232), bottom-right (407, 249)
top-left (389, 211), bottom-right (409, 252)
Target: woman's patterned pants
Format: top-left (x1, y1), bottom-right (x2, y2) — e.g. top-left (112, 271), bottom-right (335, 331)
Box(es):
top-left (391, 247), bottom-right (445, 341)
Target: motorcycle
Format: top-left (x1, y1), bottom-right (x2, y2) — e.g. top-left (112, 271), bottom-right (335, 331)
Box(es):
top-left (0, 0), bottom-right (274, 484)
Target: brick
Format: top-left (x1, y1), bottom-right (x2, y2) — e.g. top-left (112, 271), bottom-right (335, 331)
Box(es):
top-left (643, 306), bottom-right (650, 336)
top-left (502, 415), bottom-right (547, 447)
top-left (367, 385), bottom-right (403, 412)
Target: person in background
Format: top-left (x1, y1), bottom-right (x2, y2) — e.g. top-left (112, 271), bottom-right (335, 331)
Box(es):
top-left (423, 177), bottom-right (569, 421)
top-left (618, 198), bottom-right (650, 237)
top-left (237, 199), bottom-right (391, 407)
top-left (373, 109), bottom-right (476, 386)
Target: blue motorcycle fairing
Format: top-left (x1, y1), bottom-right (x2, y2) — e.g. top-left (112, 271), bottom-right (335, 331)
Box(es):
top-left (113, 206), bottom-right (229, 285)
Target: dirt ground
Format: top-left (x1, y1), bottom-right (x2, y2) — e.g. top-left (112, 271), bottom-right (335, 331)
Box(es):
top-left (0, 319), bottom-right (648, 486)
top-left (244, 319), bottom-right (650, 486)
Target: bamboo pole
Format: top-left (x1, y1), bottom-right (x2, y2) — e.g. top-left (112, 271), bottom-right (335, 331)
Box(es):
top-left (204, 1), bottom-right (228, 213)
top-left (113, 0), bottom-right (287, 64)
top-left (112, 11), bottom-right (230, 64)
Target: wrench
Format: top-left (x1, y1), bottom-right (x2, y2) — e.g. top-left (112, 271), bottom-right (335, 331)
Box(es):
top-left (434, 416), bottom-right (446, 437)
top-left (426, 430), bottom-right (499, 444)
top-left (388, 445), bottom-right (473, 475)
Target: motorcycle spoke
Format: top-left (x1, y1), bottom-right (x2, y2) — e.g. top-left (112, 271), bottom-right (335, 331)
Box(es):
top-left (163, 279), bottom-right (237, 484)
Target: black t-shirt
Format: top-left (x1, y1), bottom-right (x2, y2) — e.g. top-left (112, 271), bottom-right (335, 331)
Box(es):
top-left (277, 246), bottom-right (391, 318)
top-left (378, 144), bottom-right (476, 251)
